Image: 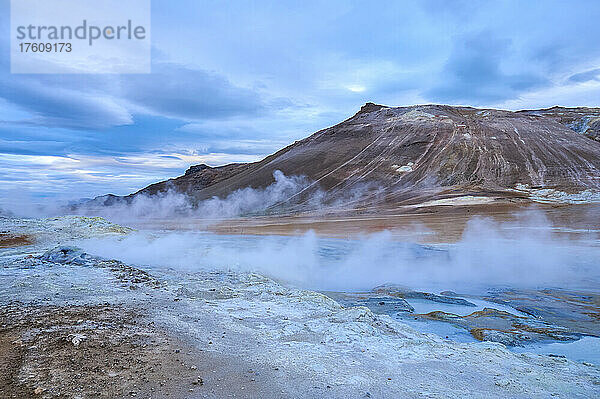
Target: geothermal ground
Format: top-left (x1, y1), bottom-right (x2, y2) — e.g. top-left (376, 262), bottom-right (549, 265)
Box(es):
top-left (1, 213), bottom-right (599, 398)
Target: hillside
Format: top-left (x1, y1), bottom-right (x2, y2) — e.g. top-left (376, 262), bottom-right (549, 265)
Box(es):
top-left (88, 103), bottom-right (600, 213)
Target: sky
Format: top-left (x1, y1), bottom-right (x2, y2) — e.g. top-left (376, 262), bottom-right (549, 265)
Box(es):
top-left (1, 0), bottom-right (600, 209)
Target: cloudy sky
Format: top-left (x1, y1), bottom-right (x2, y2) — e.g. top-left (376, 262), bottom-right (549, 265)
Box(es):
top-left (1, 0), bottom-right (600, 209)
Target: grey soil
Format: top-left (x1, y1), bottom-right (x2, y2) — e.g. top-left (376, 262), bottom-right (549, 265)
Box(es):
top-left (0, 304), bottom-right (279, 399)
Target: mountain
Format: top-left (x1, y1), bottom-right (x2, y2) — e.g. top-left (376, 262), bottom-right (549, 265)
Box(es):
top-left (87, 103), bottom-right (600, 213)
top-left (519, 106), bottom-right (600, 141)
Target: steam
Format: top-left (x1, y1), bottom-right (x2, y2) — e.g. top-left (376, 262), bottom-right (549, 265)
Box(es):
top-left (72, 170), bottom-right (322, 221)
top-left (1, 170), bottom-right (319, 220)
top-left (5, 168), bottom-right (599, 293)
top-left (67, 170), bottom-right (380, 222)
top-left (0, 170), bottom-right (398, 222)
top-left (76, 212), bottom-right (600, 293)
top-left (196, 171), bottom-right (311, 217)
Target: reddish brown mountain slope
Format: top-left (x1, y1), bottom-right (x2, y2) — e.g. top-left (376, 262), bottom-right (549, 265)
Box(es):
top-left (89, 104), bottom-right (600, 212)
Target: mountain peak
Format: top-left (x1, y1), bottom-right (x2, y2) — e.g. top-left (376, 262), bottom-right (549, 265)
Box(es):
top-left (184, 164), bottom-right (211, 175)
top-left (87, 104), bottom-right (600, 214)
top-left (358, 102), bottom-right (387, 114)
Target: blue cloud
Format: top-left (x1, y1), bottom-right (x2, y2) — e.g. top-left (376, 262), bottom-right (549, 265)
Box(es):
top-left (0, 61), bottom-right (275, 130)
top-left (568, 69), bottom-right (600, 83)
top-left (426, 32), bottom-right (548, 104)
top-left (122, 62), bottom-right (270, 120)
top-left (0, 0), bottom-right (599, 203)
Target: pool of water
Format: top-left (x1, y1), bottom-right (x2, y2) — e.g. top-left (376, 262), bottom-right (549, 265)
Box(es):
top-left (405, 297), bottom-right (529, 317)
top-left (76, 229), bottom-right (600, 294)
top-left (512, 336), bottom-right (600, 364)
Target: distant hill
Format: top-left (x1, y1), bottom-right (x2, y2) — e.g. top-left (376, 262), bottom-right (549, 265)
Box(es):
top-left (85, 103), bottom-right (600, 214)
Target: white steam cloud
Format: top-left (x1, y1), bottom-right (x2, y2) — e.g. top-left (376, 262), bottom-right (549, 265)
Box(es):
top-left (196, 170), bottom-right (310, 217)
top-left (68, 170), bottom-right (380, 223)
top-left (76, 212), bottom-right (600, 293)
top-left (2, 170), bottom-right (319, 221)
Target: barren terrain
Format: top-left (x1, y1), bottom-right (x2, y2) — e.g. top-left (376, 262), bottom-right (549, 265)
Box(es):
top-left (1, 216), bottom-right (599, 398)
top-left (86, 104), bottom-right (600, 216)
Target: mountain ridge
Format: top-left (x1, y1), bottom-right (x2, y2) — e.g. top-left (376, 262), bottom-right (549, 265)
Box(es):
top-left (85, 103), bottom-right (600, 213)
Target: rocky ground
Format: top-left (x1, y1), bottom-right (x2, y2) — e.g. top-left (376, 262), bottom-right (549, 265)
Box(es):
top-left (327, 285), bottom-right (600, 348)
top-left (1, 216), bottom-right (599, 398)
top-left (0, 304), bottom-right (209, 398)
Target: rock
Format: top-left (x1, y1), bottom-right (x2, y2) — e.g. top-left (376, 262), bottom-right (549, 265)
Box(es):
top-left (70, 333), bottom-right (87, 347)
top-left (358, 102), bottom-right (386, 114)
top-left (471, 328), bottom-right (528, 346)
top-left (421, 311), bottom-right (463, 322)
top-left (185, 164), bottom-right (210, 175)
top-left (440, 291), bottom-right (459, 297)
top-left (484, 289), bottom-right (600, 338)
top-left (355, 297), bottom-right (414, 313)
top-left (192, 377), bottom-right (203, 385)
top-left (421, 307), bottom-right (581, 346)
top-left (85, 104), bottom-right (600, 214)
top-left (373, 285), bottom-right (476, 307)
top-left (330, 307), bottom-right (377, 324)
top-left (40, 246), bottom-right (91, 265)
top-left (324, 293), bottom-right (414, 314)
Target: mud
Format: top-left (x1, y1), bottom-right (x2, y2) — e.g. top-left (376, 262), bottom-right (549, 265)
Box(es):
top-left (0, 303), bottom-right (205, 398)
top-left (0, 234), bottom-right (33, 248)
top-left (0, 302), bottom-right (281, 399)
top-left (133, 202), bottom-right (600, 244)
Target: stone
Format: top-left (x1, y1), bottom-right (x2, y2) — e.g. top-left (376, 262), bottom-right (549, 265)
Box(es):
top-left (40, 246), bottom-right (91, 265)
